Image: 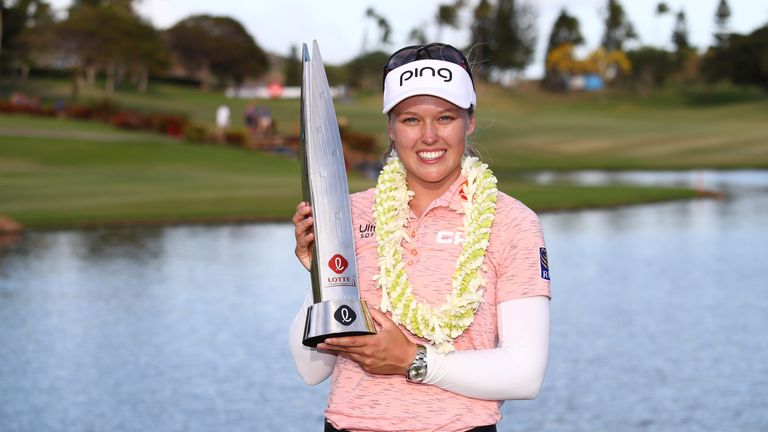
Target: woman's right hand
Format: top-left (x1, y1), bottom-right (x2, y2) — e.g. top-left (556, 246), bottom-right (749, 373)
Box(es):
top-left (292, 201), bottom-right (314, 271)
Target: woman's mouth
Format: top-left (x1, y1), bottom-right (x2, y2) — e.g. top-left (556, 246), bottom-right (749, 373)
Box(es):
top-left (418, 150), bottom-right (446, 161)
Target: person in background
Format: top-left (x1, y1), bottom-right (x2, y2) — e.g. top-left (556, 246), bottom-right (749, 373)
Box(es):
top-left (245, 101), bottom-right (259, 135)
top-left (256, 105), bottom-right (273, 136)
top-left (215, 104), bottom-right (230, 142)
top-left (290, 43), bottom-right (551, 432)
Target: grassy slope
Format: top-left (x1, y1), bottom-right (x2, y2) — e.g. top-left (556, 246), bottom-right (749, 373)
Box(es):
top-left (472, 87), bottom-right (768, 172)
top-left (0, 132), bottom-right (301, 225)
top-left (0, 125), bottom-right (697, 228)
top-left (13, 78), bottom-right (768, 171)
top-left (3, 78), bottom-right (763, 228)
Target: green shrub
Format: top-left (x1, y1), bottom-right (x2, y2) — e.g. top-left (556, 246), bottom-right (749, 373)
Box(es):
top-left (110, 111), bottom-right (147, 129)
top-left (340, 126), bottom-right (377, 153)
top-left (225, 130), bottom-right (246, 146)
top-left (184, 125), bottom-right (208, 143)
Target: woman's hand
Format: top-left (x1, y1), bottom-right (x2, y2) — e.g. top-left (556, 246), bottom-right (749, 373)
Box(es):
top-left (292, 201), bottom-right (314, 271)
top-left (317, 308), bottom-right (418, 376)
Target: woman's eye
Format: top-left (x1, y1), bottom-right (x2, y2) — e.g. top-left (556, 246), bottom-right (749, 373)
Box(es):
top-left (402, 117), bottom-right (418, 124)
top-left (438, 115), bottom-right (455, 123)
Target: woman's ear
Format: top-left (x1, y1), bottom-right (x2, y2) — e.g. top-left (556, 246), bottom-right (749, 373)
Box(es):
top-left (466, 113), bottom-right (476, 136)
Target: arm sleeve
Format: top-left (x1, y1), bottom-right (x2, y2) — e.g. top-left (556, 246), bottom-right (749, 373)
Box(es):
top-left (288, 288), bottom-right (338, 385)
top-left (495, 203), bottom-right (551, 302)
top-left (422, 296), bottom-right (550, 400)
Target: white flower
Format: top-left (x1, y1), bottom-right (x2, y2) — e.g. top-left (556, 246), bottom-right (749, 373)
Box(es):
top-left (373, 157), bottom-right (498, 352)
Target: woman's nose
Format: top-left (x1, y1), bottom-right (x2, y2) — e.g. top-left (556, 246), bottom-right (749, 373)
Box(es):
top-left (421, 122), bottom-right (438, 144)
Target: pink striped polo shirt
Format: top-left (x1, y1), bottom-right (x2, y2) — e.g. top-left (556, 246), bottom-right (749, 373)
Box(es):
top-left (325, 174), bottom-right (551, 432)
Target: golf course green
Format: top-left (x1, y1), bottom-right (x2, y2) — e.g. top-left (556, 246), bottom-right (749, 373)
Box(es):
top-left (1, 79), bottom-right (766, 229)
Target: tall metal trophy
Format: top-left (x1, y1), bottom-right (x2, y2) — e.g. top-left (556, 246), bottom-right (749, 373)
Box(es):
top-left (300, 41), bottom-right (376, 347)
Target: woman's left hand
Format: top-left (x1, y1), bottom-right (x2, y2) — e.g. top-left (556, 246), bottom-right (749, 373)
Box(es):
top-left (317, 308), bottom-right (417, 376)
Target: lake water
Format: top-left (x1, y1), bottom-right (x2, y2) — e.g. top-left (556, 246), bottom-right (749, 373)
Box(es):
top-left (1, 171), bottom-right (767, 432)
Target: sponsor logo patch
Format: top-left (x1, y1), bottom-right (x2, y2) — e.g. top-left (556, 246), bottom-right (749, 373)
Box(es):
top-left (334, 305), bottom-right (357, 326)
top-left (329, 254), bottom-right (348, 274)
top-left (436, 230), bottom-right (466, 245)
top-left (539, 247), bottom-right (550, 280)
top-left (358, 223), bottom-right (376, 239)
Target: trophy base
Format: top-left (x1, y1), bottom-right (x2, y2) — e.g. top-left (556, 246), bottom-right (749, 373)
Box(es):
top-left (303, 299), bottom-right (376, 347)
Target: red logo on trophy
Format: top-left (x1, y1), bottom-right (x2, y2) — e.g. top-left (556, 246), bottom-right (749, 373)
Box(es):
top-left (329, 254), bottom-right (348, 274)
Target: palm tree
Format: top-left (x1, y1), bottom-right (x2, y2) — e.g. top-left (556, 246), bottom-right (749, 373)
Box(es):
top-left (655, 2), bottom-right (671, 48)
top-left (365, 7), bottom-right (391, 50)
top-left (435, 1), bottom-right (465, 41)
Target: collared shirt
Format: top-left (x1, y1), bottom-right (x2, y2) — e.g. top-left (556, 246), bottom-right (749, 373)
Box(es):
top-left (326, 175), bottom-right (551, 432)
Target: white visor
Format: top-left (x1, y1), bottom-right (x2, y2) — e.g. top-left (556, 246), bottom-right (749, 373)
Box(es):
top-left (382, 59), bottom-right (476, 114)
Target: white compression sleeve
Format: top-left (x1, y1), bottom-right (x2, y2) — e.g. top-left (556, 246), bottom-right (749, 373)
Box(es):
top-left (288, 288), bottom-right (337, 385)
top-left (422, 296), bottom-right (550, 400)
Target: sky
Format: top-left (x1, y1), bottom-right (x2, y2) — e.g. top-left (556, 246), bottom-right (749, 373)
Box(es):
top-left (48, 0), bottom-right (768, 78)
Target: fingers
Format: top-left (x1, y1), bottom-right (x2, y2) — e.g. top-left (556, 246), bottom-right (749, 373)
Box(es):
top-left (367, 308), bottom-right (393, 329)
top-left (293, 201), bottom-right (312, 217)
top-left (293, 202), bottom-right (314, 237)
top-left (318, 311), bottom-right (400, 352)
top-left (292, 201), bottom-right (313, 225)
top-left (318, 326), bottom-right (414, 375)
top-left (294, 216), bottom-right (314, 243)
top-left (367, 308), bottom-right (396, 333)
top-left (293, 202), bottom-right (314, 270)
top-left (319, 335), bottom-right (370, 350)
top-left (321, 309), bottom-right (398, 350)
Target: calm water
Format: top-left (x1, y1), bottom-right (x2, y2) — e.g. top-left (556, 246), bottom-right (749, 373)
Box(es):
top-left (1, 171), bottom-right (767, 432)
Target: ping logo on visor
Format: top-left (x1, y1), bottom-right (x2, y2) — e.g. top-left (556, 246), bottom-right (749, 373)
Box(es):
top-left (382, 59), bottom-right (476, 113)
top-left (399, 65), bottom-right (453, 86)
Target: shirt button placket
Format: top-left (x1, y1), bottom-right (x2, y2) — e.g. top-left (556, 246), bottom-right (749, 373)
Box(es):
top-left (409, 220), bottom-right (420, 265)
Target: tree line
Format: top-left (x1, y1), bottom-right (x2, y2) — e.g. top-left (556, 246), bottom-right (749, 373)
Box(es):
top-left (1, 0), bottom-right (766, 97)
top-left (542, 0), bottom-right (768, 92)
top-left (0, 0), bottom-right (269, 98)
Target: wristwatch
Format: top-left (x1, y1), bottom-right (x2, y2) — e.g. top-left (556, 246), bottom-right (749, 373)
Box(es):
top-left (406, 344), bottom-right (428, 383)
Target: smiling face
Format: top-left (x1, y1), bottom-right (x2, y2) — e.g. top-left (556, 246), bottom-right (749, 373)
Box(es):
top-left (388, 95), bottom-right (475, 201)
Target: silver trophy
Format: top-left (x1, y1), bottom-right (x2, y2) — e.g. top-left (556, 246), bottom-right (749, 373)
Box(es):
top-left (300, 41), bottom-right (376, 347)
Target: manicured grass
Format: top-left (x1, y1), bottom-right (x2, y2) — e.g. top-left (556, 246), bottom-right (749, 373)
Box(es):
top-left (0, 129), bottom-right (697, 229)
top-left (470, 88), bottom-right (768, 173)
top-left (1, 77), bottom-right (759, 228)
top-left (9, 78), bottom-right (768, 173)
top-left (497, 180), bottom-right (700, 211)
top-left (0, 133), bottom-right (302, 226)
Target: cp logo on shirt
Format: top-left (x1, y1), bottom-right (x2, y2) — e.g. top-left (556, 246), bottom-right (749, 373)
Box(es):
top-left (436, 231), bottom-right (465, 245)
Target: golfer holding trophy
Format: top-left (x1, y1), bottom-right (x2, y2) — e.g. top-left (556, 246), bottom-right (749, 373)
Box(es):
top-left (290, 41), bottom-right (551, 432)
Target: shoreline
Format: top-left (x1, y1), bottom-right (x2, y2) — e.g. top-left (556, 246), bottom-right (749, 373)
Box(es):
top-left (1, 189), bottom-right (720, 233)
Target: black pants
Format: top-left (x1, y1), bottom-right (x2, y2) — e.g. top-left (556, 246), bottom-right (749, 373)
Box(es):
top-left (324, 419), bottom-right (497, 432)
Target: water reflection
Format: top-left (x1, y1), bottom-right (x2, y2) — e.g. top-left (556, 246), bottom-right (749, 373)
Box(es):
top-left (0, 223), bottom-right (331, 432)
top-left (75, 227), bottom-right (166, 262)
top-left (513, 172), bottom-right (768, 432)
top-left (529, 169), bottom-right (768, 192)
top-left (1, 172), bottom-right (767, 432)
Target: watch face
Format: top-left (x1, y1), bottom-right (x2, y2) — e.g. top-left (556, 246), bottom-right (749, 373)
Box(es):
top-left (409, 364), bottom-right (427, 381)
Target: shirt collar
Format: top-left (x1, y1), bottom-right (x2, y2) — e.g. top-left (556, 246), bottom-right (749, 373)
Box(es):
top-left (417, 174), bottom-right (467, 216)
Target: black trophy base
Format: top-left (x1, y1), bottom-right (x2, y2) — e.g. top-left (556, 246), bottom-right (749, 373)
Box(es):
top-left (302, 298), bottom-right (376, 347)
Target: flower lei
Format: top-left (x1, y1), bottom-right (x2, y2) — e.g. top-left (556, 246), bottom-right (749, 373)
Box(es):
top-left (373, 156), bottom-right (498, 353)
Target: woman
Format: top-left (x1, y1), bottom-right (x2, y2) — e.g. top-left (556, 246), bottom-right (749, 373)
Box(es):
top-left (290, 43), bottom-right (551, 432)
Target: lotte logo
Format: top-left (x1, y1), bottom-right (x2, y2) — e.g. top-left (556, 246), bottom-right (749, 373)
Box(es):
top-left (328, 254), bottom-right (348, 274)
